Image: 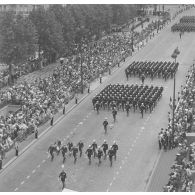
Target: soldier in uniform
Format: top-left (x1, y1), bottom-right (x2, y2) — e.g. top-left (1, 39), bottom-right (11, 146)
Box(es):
top-left (125, 101), bottom-right (130, 116)
top-left (103, 118), bottom-right (109, 134)
top-left (86, 145), bottom-right (93, 165)
top-left (61, 144), bottom-right (68, 163)
top-left (59, 165), bottom-right (67, 190)
top-left (108, 146), bottom-right (114, 167)
top-left (112, 141), bottom-right (118, 160)
top-left (91, 140), bottom-right (98, 158)
top-left (48, 144), bottom-right (55, 161)
top-left (95, 101), bottom-right (100, 114)
top-left (112, 107), bottom-right (117, 122)
top-left (77, 140), bottom-right (84, 157)
top-left (72, 145), bottom-right (79, 164)
top-left (140, 103), bottom-right (145, 118)
top-left (102, 140), bottom-right (108, 160)
top-left (97, 146), bottom-right (103, 166)
top-left (67, 140), bottom-right (73, 156)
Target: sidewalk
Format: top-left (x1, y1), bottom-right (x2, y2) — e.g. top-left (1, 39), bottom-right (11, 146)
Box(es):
top-left (146, 149), bottom-right (178, 192)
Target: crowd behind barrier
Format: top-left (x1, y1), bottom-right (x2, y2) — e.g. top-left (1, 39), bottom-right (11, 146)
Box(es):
top-left (0, 16), bottom-right (170, 159)
top-left (158, 65), bottom-right (195, 191)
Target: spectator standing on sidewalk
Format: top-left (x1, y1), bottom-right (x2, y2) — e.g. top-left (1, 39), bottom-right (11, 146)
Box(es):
top-left (62, 102), bottom-right (65, 115)
top-left (99, 73), bottom-right (102, 84)
top-left (0, 155), bottom-right (2, 170)
top-left (50, 112), bottom-right (54, 126)
top-left (35, 126), bottom-right (38, 139)
top-left (15, 142), bottom-right (19, 157)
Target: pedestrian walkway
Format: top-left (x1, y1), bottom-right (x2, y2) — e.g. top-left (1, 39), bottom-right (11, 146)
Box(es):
top-left (146, 148), bottom-right (178, 192)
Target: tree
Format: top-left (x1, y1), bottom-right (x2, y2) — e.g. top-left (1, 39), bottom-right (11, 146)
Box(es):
top-left (29, 7), bottom-right (64, 63)
top-left (0, 12), bottom-right (38, 65)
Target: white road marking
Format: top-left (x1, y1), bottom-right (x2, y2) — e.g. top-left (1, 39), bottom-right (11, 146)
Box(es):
top-left (37, 165), bottom-right (40, 168)
top-left (119, 166), bottom-right (122, 169)
top-left (79, 122), bottom-right (83, 125)
top-left (70, 132), bottom-right (73, 135)
top-left (47, 155), bottom-right (50, 159)
top-left (110, 182), bottom-right (113, 186)
top-left (141, 127), bottom-right (145, 130)
top-left (113, 177), bottom-right (116, 181)
top-left (32, 169), bottom-right (36, 174)
top-left (14, 188), bottom-right (18, 191)
top-left (42, 160), bottom-right (46, 163)
top-left (26, 175), bottom-right (30, 179)
top-left (21, 181), bottom-right (24, 185)
top-left (106, 189), bottom-right (109, 192)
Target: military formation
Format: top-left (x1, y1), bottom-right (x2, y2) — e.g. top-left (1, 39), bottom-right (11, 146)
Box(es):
top-left (171, 16), bottom-right (195, 32)
top-left (48, 139), bottom-right (118, 168)
top-left (125, 61), bottom-right (179, 81)
top-left (92, 84), bottom-right (163, 117)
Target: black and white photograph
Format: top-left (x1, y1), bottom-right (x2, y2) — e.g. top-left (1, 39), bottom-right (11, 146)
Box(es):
top-left (0, 0), bottom-right (195, 192)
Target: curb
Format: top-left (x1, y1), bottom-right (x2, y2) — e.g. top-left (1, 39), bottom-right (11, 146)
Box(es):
top-left (145, 150), bottom-right (163, 191)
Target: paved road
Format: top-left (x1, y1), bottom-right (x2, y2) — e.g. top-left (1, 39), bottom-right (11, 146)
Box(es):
top-left (1, 7), bottom-right (195, 192)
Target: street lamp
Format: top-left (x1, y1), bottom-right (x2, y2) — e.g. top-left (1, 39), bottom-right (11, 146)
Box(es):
top-left (171, 47), bottom-right (180, 133)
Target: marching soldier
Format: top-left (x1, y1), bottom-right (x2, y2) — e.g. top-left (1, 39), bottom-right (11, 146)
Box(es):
top-left (112, 107), bottom-right (117, 122)
top-left (61, 144), bottom-right (68, 163)
top-left (95, 101), bottom-right (100, 114)
top-left (140, 103), bottom-right (145, 118)
top-left (91, 140), bottom-right (98, 158)
top-left (102, 140), bottom-right (108, 160)
top-left (125, 102), bottom-right (130, 116)
top-left (59, 165), bottom-right (67, 190)
top-left (67, 140), bottom-right (73, 156)
top-left (72, 145), bottom-right (79, 164)
top-left (97, 146), bottom-right (103, 166)
top-left (112, 141), bottom-right (118, 160)
top-left (48, 144), bottom-right (55, 161)
top-left (86, 145), bottom-right (93, 165)
top-left (77, 140), bottom-right (84, 157)
top-left (103, 118), bottom-right (109, 134)
top-left (108, 146), bottom-right (114, 167)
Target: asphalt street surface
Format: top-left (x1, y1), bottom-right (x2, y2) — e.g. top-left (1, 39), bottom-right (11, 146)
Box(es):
top-left (1, 7), bottom-right (195, 192)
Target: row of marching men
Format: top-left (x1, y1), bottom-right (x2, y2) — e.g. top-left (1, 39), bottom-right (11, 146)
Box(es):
top-left (171, 23), bottom-right (195, 32)
top-left (92, 84), bottom-right (163, 117)
top-left (48, 139), bottom-right (118, 167)
top-left (125, 61), bottom-right (179, 80)
top-left (180, 16), bottom-right (195, 23)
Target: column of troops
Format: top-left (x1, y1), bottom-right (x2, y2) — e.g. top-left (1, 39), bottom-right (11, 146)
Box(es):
top-left (171, 16), bottom-right (195, 32)
top-left (92, 84), bottom-right (163, 113)
top-left (125, 61), bottom-right (179, 80)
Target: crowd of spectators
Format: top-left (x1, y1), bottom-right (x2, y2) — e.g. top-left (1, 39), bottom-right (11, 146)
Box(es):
top-left (0, 17), bottom-right (169, 159)
top-left (161, 66), bottom-right (195, 191)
